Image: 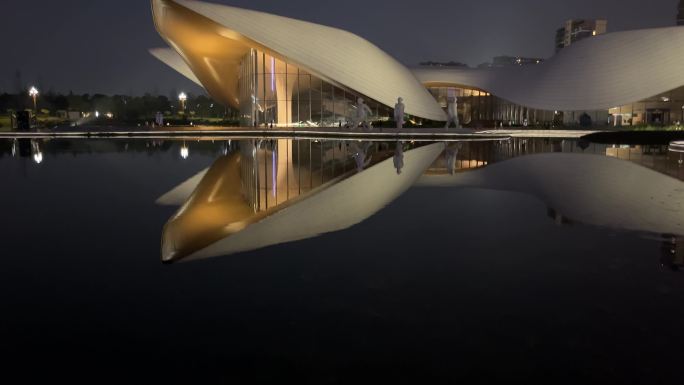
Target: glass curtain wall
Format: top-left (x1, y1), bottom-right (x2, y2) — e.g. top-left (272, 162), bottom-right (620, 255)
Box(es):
top-left (239, 49), bottom-right (392, 127)
top-left (428, 86), bottom-right (559, 127)
top-left (239, 139), bottom-right (365, 212)
top-left (608, 85), bottom-right (684, 127)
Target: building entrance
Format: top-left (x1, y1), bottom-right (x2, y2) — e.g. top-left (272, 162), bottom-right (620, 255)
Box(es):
top-left (646, 109), bottom-right (670, 125)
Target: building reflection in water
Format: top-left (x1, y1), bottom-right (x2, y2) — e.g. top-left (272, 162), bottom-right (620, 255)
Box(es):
top-left (237, 139), bottom-right (364, 212)
top-left (159, 139), bottom-right (445, 263)
top-left (7, 139), bottom-right (44, 164)
top-left (420, 147), bottom-right (684, 249)
top-left (428, 138), bottom-right (684, 181)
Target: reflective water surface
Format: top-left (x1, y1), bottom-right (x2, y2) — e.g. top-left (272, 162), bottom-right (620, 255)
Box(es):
top-left (1, 137), bottom-right (684, 383)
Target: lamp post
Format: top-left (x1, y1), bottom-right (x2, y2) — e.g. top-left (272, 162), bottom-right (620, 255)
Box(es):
top-left (178, 92), bottom-right (187, 114)
top-left (29, 86), bottom-right (39, 113)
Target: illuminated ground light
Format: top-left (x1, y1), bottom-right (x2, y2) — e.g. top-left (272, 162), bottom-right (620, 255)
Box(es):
top-left (670, 141), bottom-right (684, 153)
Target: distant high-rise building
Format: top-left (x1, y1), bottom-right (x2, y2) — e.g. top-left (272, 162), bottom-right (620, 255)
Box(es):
top-left (678, 0), bottom-right (684, 25)
top-left (555, 19), bottom-right (607, 52)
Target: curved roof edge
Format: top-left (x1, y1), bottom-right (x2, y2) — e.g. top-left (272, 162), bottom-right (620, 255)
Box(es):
top-left (412, 26), bottom-right (684, 111)
top-left (149, 47), bottom-right (203, 87)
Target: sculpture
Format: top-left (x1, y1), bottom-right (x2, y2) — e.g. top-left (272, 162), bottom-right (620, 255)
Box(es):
top-left (393, 141), bottom-right (404, 174)
top-left (394, 97), bottom-right (405, 129)
top-left (445, 142), bottom-right (462, 175)
top-left (444, 96), bottom-right (460, 130)
top-left (351, 97), bottom-right (373, 131)
top-left (155, 111), bottom-right (164, 127)
top-left (351, 141), bottom-right (373, 172)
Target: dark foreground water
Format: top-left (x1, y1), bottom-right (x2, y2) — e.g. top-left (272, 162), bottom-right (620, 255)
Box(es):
top-left (1, 138), bottom-right (683, 384)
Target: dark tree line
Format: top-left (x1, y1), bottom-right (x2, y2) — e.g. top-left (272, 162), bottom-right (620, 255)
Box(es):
top-left (0, 92), bottom-right (233, 122)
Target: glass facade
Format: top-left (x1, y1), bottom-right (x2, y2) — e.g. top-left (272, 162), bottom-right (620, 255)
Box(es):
top-left (428, 84), bottom-right (684, 128)
top-left (238, 139), bottom-right (401, 212)
top-left (238, 49), bottom-right (392, 127)
top-left (240, 139), bottom-right (351, 212)
top-left (609, 85), bottom-right (684, 127)
top-left (428, 86), bottom-right (560, 128)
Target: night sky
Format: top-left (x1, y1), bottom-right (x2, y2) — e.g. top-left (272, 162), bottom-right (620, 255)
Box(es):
top-left (1, 0), bottom-right (678, 96)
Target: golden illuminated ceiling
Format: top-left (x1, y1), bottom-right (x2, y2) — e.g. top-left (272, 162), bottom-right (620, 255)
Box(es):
top-left (152, 0), bottom-right (251, 107)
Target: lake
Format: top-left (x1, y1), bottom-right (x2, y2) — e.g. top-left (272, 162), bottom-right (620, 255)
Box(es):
top-left (1, 137), bottom-right (683, 384)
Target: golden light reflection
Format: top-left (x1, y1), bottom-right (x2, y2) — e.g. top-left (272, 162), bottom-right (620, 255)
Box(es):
top-left (162, 139), bottom-right (373, 262)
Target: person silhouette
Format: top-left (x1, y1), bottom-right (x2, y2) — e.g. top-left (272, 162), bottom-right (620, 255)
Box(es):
top-left (393, 141), bottom-right (404, 174)
top-left (394, 97), bottom-right (405, 130)
top-left (445, 97), bottom-right (460, 130)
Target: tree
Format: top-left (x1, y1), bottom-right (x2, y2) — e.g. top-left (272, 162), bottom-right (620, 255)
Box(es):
top-left (53, 95), bottom-right (69, 110)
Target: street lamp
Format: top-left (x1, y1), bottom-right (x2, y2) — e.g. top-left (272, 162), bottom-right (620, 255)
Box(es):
top-left (29, 86), bottom-right (39, 113)
top-left (178, 92), bottom-right (187, 113)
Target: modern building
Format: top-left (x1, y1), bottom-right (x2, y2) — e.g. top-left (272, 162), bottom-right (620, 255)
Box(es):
top-left (150, 0), bottom-right (445, 128)
top-left (151, 0), bottom-right (684, 128)
top-left (555, 19), bottom-right (607, 52)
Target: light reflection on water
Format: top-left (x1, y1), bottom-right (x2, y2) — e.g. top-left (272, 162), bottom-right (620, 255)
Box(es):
top-left (2, 137), bottom-right (682, 181)
top-left (1, 137), bottom-right (683, 264)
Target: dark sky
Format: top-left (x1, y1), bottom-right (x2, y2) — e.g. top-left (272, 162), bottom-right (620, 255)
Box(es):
top-left (1, 0), bottom-right (678, 96)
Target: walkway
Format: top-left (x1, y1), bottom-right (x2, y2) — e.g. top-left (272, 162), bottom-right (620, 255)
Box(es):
top-left (0, 125), bottom-right (596, 140)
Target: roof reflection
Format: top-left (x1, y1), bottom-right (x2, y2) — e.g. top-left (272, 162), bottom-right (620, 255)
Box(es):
top-left (420, 152), bottom-right (684, 237)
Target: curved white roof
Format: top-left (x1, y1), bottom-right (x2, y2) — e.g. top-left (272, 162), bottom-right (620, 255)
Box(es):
top-left (151, 0), bottom-right (446, 121)
top-left (413, 27), bottom-right (684, 111)
top-left (148, 47), bottom-right (203, 87)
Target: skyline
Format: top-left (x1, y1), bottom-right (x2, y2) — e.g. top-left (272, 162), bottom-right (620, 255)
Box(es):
top-left (1, 0), bottom-right (678, 96)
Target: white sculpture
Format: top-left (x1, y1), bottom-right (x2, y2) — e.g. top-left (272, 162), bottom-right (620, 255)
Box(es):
top-left (155, 111), bottom-right (164, 127)
top-left (351, 142), bottom-right (372, 172)
top-left (444, 96), bottom-right (460, 130)
top-left (393, 141), bottom-right (404, 174)
top-left (351, 97), bottom-right (373, 131)
top-left (445, 142), bottom-right (462, 175)
top-left (394, 97), bottom-right (405, 129)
